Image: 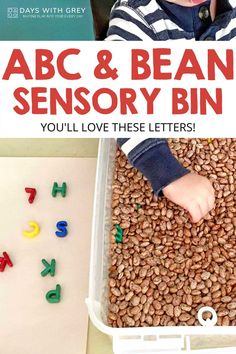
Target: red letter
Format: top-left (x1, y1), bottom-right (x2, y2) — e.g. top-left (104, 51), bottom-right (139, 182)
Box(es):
top-left (172, 88), bottom-right (189, 114)
top-left (36, 49), bottom-right (55, 80)
top-left (208, 49), bottom-right (233, 80)
top-left (13, 87), bottom-right (30, 114)
top-left (50, 88), bottom-right (73, 114)
top-left (120, 89), bottom-right (137, 114)
top-left (175, 49), bottom-right (205, 80)
top-left (57, 49), bottom-right (81, 80)
top-left (74, 87), bottom-right (90, 115)
top-left (32, 87), bottom-right (47, 114)
top-left (92, 88), bottom-right (117, 114)
top-left (153, 48), bottom-right (171, 79)
top-left (132, 49), bottom-right (150, 80)
top-left (190, 88), bottom-right (198, 114)
top-left (140, 88), bottom-right (161, 114)
top-left (25, 187), bottom-right (37, 204)
top-left (200, 88), bottom-right (222, 115)
top-left (0, 252), bottom-right (13, 272)
top-left (3, 49), bottom-right (32, 80)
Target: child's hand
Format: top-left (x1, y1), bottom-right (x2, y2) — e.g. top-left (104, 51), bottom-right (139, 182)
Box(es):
top-left (162, 173), bottom-right (215, 223)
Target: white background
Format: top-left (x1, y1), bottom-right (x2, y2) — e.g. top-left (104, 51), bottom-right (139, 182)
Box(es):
top-left (0, 41), bottom-right (235, 137)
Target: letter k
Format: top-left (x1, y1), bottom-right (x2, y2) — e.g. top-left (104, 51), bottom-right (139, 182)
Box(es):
top-left (41, 259), bottom-right (56, 277)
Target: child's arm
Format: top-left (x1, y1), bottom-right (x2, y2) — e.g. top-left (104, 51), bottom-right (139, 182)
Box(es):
top-left (107, 4), bottom-right (215, 222)
top-left (163, 173), bottom-right (215, 223)
top-left (118, 138), bottom-right (215, 223)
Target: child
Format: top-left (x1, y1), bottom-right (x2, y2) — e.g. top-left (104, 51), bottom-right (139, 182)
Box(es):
top-left (105, 0), bottom-right (236, 222)
top-left (106, 0), bottom-right (235, 41)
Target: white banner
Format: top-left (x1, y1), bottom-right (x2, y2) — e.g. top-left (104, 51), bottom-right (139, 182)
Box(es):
top-left (0, 41), bottom-right (235, 137)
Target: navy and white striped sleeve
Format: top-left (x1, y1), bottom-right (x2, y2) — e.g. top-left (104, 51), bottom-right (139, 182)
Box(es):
top-left (117, 138), bottom-right (189, 196)
top-left (107, 4), bottom-right (189, 195)
top-left (106, 0), bottom-right (156, 41)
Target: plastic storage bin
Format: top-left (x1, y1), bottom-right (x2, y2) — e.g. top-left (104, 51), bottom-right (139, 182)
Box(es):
top-left (86, 138), bottom-right (236, 354)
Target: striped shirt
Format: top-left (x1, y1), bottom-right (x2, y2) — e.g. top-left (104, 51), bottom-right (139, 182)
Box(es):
top-left (107, 0), bottom-right (236, 195)
top-left (107, 0), bottom-right (236, 41)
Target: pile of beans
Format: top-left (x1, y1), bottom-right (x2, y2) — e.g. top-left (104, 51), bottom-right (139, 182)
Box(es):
top-left (108, 139), bottom-right (236, 327)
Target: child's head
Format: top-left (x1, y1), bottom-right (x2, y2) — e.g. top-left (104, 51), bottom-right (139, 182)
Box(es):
top-left (166, 0), bottom-right (209, 6)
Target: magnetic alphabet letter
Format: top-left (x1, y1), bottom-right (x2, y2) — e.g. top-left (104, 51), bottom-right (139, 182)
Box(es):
top-left (0, 252), bottom-right (13, 272)
top-left (23, 221), bottom-right (40, 238)
top-left (55, 221), bottom-right (68, 238)
top-left (25, 187), bottom-right (37, 204)
top-left (115, 224), bottom-right (123, 243)
top-left (46, 284), bottom-right (61, 303)
top-left (52, 182), bottom-right (67, 197)
top-left (41, 259), bottom-right (56, 277)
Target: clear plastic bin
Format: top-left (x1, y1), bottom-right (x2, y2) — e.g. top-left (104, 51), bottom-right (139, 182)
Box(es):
top-left (86, 138), bottom-right (236, 354)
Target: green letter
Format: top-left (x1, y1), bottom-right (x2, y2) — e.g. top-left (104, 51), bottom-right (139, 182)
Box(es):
top-left (41, 259), bottom-right (56, 277)
top-left (52, 182), bottom-right (67, 197)
top-left (46, 284), bottom-right (61, 303)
